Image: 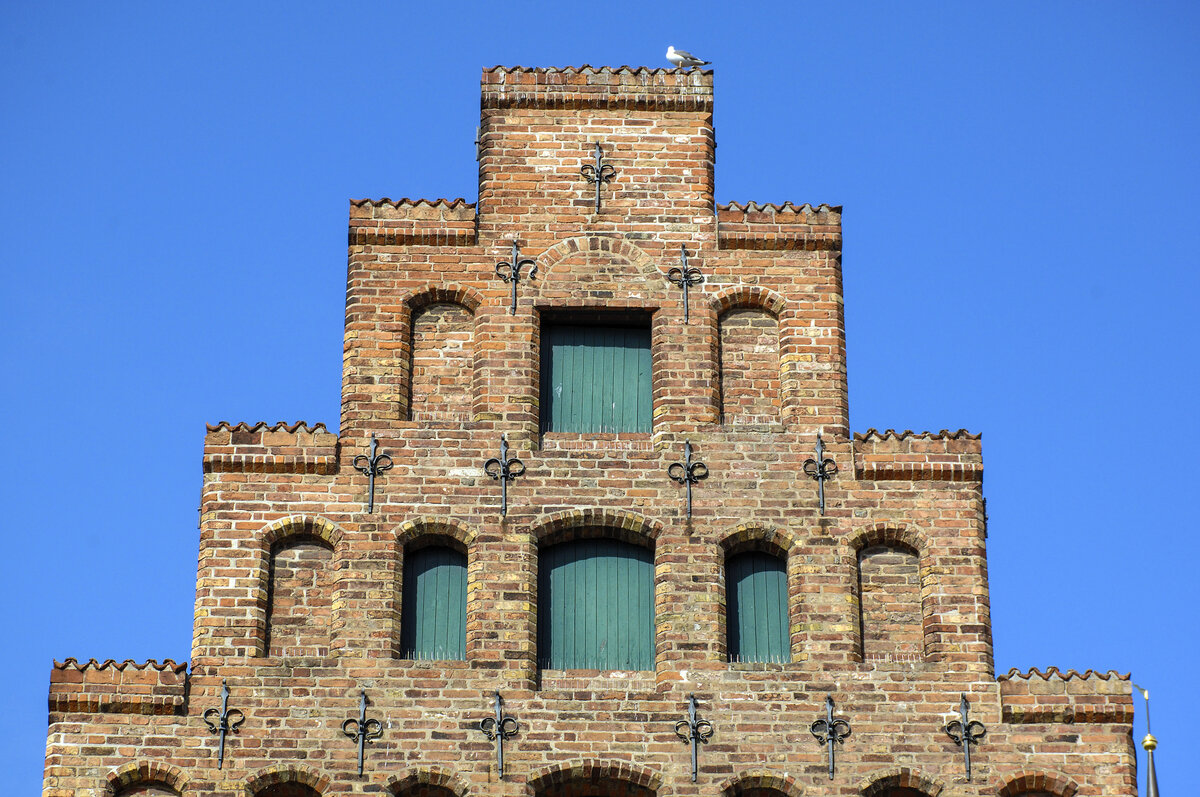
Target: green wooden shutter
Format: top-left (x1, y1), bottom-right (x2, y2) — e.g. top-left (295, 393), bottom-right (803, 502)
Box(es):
top-left (539, 539), bottom-right (654, 670)
top-left (401, 546), bottom-right (467, 660)
top-left (727, 551), bottom-right (790, 663)
top-left (541, 325), bottom-right (652, 433)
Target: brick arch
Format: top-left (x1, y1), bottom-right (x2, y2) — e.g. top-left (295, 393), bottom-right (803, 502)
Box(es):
top-left (709, 285), bottom-right (787, 317)
top-left (996, 770), bottom-right (1080, 797)
top-left (398, 517), bottom-right (477, 550)
top-left (535, 235), bottom-right (666, 286)
top-left (261, 515), bottom-right (344, 551)
top-left (718, 522), bottom-right (797, 557)
top-left (387, 766), bottom-right (471, 797)
top-left (526, 759), bottom-right (663, 796)
top-left (720, 771), bottom-right (806, 797)
top-left (528, 508), bottom-right (664, 547)
top-left (106, 761), bottom-right (187, 796)
top-left (244, 765), bottom-right (330, 796)
top-left (844, 523), bottom-right (934, 664)
top-left (403, 282), bottom-right (484, 313)
top-left (843, 522), bottom-right (928, 557)
top-left (859, 768), bottom-right (944, 797)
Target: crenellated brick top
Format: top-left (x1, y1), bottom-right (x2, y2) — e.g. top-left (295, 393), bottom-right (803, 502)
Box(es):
top-left (204, 421), bottom-right (337, 475)
top-left (481, 66), bottom-right (713, 111)
top-left (348, 198), bottom-right (477, 247)
top-left (853, 429), bottom-right (983, 481)
top-left (717, 202), bottom-right (842, 250)
top-left (997, 667), bottom-right (1133, 724)
top-left (50, 659), bottom-right (188, 716)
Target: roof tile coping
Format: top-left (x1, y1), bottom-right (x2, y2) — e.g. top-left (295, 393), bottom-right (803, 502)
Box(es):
top-left (481, 65), bottom-right (712, 110)
top-left (718, 201), bottom-right (842, 217)
top-left (206, 421), bottom-right (328, 434)
top-left (997, 667), bottom-right (1129, 682)
top-left (483, 64), bottom-right (712, 77)
top-left (54, 658), bottom-right (187, 673)
top-left (855, 428), bottom-right (981, 441)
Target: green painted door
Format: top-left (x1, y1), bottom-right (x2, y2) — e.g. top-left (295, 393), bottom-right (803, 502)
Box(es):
top-left (539, 539), bottom-right (655, 670)
top-left (401, 546), bottom-right (467, 660)
top-left (727, 551), bottom-right (790, 663)
top-left (541, 325), bottom-right (652, 433)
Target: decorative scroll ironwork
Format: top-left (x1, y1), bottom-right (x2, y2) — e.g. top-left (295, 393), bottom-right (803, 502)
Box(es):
top-left (341, 690), bottom-right (383, 776)
top-left (353, 433), bottom-right (393, 514)
top-left (483, 434), bottom-right (525, 517)
top-left (809, 695), bottom-right (852, 780)
top-left (667, 439), bottom-right (709, 519)
top-left (802, 432), bottom-right (838, 515)
top-left (479, 690), bottom-right (519, 779)
top-left (674, 693), bottom-right (714, 782)
top-left (944, 693), bottom-right (986, 781)
top-left (580, 142), bottom-right (617, 212)
top-left (202, 679), bottom-right (245, 770)
top-left (495, 240), bottom-right (537, 315)
top-left (667, 244), bottom-right (704, 324)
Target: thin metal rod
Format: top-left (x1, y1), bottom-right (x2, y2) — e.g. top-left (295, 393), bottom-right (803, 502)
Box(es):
top-left (479, 690), bottom-right (519, 779)
top-left (674, 694), bottom-right (714, 782)
top-left (495, 240), bottom-right (537, 315)
top-left (353, 434), bottom-right (393, 514)
top-left (341, 690), bottom-right (383, 777)
top-left (943, 693), bottom-right (986, 781)
top-left (667, 244), bottom-right (703, 324)
top-left (668, 440), bottom-right (709, 519)
top-left (802, 432), bottom-right (838, 515)
top-left (809, 696), bottom-right (852, 779)
top-left (203, 679), bottom-right (245, 770)
top-left (484, 434), bottom-right (526, 517)
top-left (580, 142), bottom-right (616, 212)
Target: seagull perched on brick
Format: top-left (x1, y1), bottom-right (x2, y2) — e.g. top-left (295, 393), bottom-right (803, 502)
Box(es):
top-left (666, 45), bottom-right (711, 69)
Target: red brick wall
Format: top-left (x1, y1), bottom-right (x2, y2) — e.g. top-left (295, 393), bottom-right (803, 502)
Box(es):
top-left (857, 544), bottom-right (924, 662)
top-left (410, 302), bottom-right (474, 423)
top-left (44, 67), bottom-right (1135, 797)
top-left (718, 307), bottom-right (781, 425)
top-left (266, 538), bottom-right (334, 658)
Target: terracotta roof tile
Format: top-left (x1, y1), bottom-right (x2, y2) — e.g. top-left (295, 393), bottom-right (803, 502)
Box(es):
top-left (854, 428), bottom-right (981, 441)
top-left (996, 666), bottom-right (1128, 682)
top-left (54, 658), bottom-right (188, 673)
top-left (205, 421), bottom-right (329, 433)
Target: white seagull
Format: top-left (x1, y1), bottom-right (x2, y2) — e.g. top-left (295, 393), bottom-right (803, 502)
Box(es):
top-left (666, 45), bottom-right (711, 69)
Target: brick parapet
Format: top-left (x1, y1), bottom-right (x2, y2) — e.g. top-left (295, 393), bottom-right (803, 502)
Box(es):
top-left (480, 66), bottom-right (713, 111)
top-left (49, 659), bottom-right (188, 716)
top-left (349, 198), bottom-right (477, 247)
top-left (716, 202), bottom-right (842, 251)
top-left (852, 429), bottom-right (984, 481)
top-left (202, 421), bottom-right (338, 475)
top-left (997, 668), bottom-right (1134, 724)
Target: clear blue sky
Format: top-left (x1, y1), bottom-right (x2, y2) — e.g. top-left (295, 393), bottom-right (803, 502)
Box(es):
top-left (2, 3), bottom-right (1195, 795)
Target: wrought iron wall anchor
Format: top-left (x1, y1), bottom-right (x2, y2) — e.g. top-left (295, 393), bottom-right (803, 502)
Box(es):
top-left (495, 240), bottom-right (537, 315)
top-left (809, 696), bottom-right (852, 780)
top-left (483, 434), bottom-right (525, 517)
top-left (479, 691), bottom-right (519, 779)
top-left (944, 693), bottom-right (987, 781)
top-left (353, 433), bottom-right (393, 514)
top-left (667, 244), bottom-right (704, 324)
top-left (674, 694), bottom-right (715, 783)
top-left (202, 679), bottom-right (245, 770)
top-left (802, 432), bottom-right (838, 515)
top-left (580, 142), bottom-right (616, 212)
top-left (667, 440), bottom-right (709, 519)
top-left (341, 690), bottom-right (383, 777)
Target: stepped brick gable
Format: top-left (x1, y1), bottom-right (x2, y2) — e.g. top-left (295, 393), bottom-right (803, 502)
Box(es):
top-left (44, 67), bottom-right (1135, 797)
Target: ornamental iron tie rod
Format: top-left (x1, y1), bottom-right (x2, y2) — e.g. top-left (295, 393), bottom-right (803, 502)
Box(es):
top-left (353, 433), bottom-right (393, 513)
top-left (341, 690), bottom-right (383, 777)
top-left (202, 679), bottom-right (245, 770)
top-left (479, 691), bottom-right (519, 779)
top-left (667, 439), bottom-right (709, 519)
top-left (944, 693), bottom-right (986, 781)
top-left (809, 696), bottom-right (852, 780)
top-left (495, 240), bottom-right (537, 315)
top-left (667, 244), bottom-right (704, 324)
top-left (674, 694), bottom-right (714, 782)
top-left (802, 432), bottom-right (838, 515)
top-left (483, 434), bottom-right (525, 517)
top-left (580, 141), bottom-right (616, 212)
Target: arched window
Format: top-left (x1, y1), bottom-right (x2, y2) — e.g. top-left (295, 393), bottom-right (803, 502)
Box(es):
top-left (114, 785), bottom-right (179, 797)
top-left (538, 537), bottom-right (654, 670)
top-left (409, 301), bottom-right (474, 422)
top-left (256, 785), bottom-right (321, 797)
top-left (727, 550), bottom-right (790, 663)
top-left (718, 306), bottom-right (781, 424)
top-left (265, 536), bottom-right (334, 658)
top-left (857, 543), bottom-right (923, 662)
top-left (400, 543), bottom-right (467, 661)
